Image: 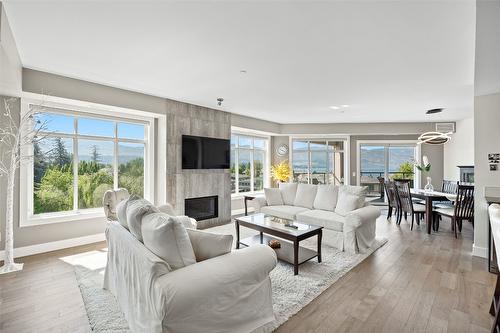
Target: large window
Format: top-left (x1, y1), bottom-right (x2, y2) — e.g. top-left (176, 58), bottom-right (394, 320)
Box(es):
top-left (231, 134), bottom-right (268, 194)
top-left (291, 139), bottom-right (345, 185)
top-left (26, 107), bottom-right (150, 219)
top-left (358, 142), bottom-right (417, 197)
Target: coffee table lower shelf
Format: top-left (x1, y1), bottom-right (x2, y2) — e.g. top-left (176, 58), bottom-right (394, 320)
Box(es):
top-left (239, 234), bottom-right (319, 267)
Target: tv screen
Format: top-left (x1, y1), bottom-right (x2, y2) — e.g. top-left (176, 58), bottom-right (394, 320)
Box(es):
top-left (182, 135), bottom-right (230, 169)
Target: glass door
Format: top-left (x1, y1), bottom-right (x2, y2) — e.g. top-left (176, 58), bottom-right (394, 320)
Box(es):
top-left (359, 143), bottom-right (417, 198)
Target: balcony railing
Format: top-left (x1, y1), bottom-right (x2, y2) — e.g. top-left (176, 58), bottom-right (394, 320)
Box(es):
top-left (360, 171), bottom-right (414, 197)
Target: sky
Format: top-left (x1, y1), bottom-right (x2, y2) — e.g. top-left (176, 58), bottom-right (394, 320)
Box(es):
top-left (36, 112), bottom-right (145, 160)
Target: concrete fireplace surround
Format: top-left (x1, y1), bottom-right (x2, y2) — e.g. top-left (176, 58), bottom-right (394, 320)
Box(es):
top-left (165, 100), bottom-right (231, 228)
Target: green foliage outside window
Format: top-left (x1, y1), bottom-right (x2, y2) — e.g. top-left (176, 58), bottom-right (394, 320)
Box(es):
top-left (391, 161), bottom-right (414, 180)
top-left (33, 140), bottom-right (143, 214)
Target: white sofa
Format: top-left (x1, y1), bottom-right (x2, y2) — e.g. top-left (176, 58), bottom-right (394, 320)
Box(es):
top-left (253, 183), bottom-right (381, 253)
top-left (103, 191), bottom-right (277, 333)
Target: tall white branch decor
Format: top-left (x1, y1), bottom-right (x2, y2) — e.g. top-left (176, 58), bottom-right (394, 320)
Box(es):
top-left (0, 97), bottom-right (48, 274)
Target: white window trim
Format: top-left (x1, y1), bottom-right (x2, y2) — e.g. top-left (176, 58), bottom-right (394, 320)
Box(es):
top-left (231, 132), bottom-right (270, 196)
top-left (356, 139), bottom-right (421, 190)
top-left (289, 135), bottom-right (350, 185)
top-left (19, 97), bottom-right (157, 227)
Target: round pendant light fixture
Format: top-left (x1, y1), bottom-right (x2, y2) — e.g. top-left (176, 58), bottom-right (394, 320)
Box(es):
top-left (417, 131), bottom-right (451, 145)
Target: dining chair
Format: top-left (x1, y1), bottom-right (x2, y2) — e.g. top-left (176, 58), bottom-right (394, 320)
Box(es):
top-left (432, 184), bottom-right (474, 238)
top-left (442, 180), bottom-right (459, 194)
top-left (434, 180), bottom-right (459, 209)
top-left (384, 181), bottom-right (399, 220)
top-left (394, 181), bottom-right (425, 230)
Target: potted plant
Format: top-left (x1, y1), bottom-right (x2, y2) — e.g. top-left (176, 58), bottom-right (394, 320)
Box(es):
top-left (415, 155), bottom-right (433, 192)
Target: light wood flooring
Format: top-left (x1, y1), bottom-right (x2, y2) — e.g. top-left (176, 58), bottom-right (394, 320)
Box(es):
top-left (0, 212), bottom-right (495, 333)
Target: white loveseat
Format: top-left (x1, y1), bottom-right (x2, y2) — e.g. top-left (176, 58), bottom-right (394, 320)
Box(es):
top-left (102, 191), bottom-right (277, 333)
top-left (253, 183), bottom-right (381, 253)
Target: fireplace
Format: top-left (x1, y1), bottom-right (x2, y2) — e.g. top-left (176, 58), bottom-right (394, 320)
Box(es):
top-left (185, 195), bottom-right (218, 221)
top-left (457, 165), bottom-right (474, 183)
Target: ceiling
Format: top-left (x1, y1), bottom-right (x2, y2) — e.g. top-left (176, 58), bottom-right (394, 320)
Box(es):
top-left (4, 0), bottom-right (476, 124)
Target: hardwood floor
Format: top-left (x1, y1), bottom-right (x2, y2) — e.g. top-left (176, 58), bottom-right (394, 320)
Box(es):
top-left (0, 212), bottom-right (495, 333)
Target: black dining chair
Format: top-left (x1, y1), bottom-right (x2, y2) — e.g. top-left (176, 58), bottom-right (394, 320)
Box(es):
top-left (432, 184), bottom-right (474, 238)
top-left (394, 181), bottom-right (425, 230)
top-left (384, 181), bottom-right (400, 221)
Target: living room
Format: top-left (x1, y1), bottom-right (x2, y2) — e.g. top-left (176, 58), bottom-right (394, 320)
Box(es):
top-left (1, 1), bottom-right (500, 332)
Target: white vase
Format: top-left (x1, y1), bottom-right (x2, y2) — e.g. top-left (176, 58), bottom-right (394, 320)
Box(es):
top-left (424, 176), bottom-right (434, 192)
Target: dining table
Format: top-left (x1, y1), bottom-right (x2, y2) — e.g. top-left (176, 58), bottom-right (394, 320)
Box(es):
top-left (410, 189), bottom-right (457, 234)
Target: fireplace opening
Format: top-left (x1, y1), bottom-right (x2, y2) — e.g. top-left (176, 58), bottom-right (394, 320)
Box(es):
top-left (185, 195), bottom-right (218, 221)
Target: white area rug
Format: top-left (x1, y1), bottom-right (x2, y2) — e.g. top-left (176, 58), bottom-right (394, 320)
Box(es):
top-left (74, 223), bottom-right (387, 332)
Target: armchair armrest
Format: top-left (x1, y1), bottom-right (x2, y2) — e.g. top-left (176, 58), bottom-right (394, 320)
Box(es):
top-left (186, 229), bottom-right (233, 261)
top-left (252, 195), bottom-right (268, 212)
top-left (345, 205), bottom-right (381, 230)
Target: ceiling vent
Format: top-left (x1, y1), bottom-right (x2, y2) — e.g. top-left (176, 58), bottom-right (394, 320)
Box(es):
top-left (435, 122), bottom-right (455, 133)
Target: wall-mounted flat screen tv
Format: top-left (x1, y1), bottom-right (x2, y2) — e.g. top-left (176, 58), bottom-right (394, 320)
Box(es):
top-left (182, 135), bottom-right (230, 169)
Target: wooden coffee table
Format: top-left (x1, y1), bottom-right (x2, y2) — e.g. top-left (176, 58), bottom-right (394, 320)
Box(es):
top-left (235, 213), bottom-right (323, 275)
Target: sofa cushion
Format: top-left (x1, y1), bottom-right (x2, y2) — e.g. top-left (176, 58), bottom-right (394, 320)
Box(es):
top-left (296, 209), bottom-right (345, 232)
top-left (260, 205), bottom-right (309, 220)
top-left (279, 183), bottom-right (298, 205)
top-left (126, 198), bottom-right (159, 242)
top-left (338, 185), bottom-right (367, 209)
top-left (313, 185), bottom-right (339, 211)
top-left (335, 193), bottom-right (360, 216)
top-left (293, 184), bottom-right (318, 209)
top-left (332, 185), bottom-right (367, 217)
top-left (264, 188), bottom-right (284, 206)
top-left (116, 195), bottom-right (140, 230)
top-left (141, 213), bottom-right (197, 270)
top-left (186, 229), bottom-right (233, 262)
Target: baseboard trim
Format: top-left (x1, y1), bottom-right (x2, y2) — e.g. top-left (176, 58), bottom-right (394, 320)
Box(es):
top-left (0, 233), bottom-right (106, 261)
top-left (472, 243), bottom-right (488, 259)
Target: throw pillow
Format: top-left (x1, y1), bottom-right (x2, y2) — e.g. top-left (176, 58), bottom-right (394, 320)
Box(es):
top-left (126, 198), bottom-right (159, 242)
top-left (116, 195), bottom-right (140, 230)
top-left (264, 188), bottom-right (284, 206)
top-left (186, 229), bottom-right (233, 262)
top-left (141, 213), bottom-right (197, 269)
top-left (293, 184), bottom-right (318, 209)
top-left (335, 193), bottom-right (360, 216)
top-left (279, 182), bottom-right (298, 205)
top-left (338, 185), bottom-right (367, 209)
top-left (313, 185), bottom-right (339, 211)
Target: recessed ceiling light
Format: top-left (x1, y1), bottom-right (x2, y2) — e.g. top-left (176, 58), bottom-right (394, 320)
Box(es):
top-left (329, 106), bottom-right (340, 110)
top-left (426, 108), bottom-right (444, 114)
top-left (341, 104), bottom-right (350, 108)
top-left (240, 70), bottom-right (247, 74)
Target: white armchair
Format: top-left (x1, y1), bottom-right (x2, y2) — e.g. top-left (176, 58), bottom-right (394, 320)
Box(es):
top-left (104, 220), bottom-right (277, 333)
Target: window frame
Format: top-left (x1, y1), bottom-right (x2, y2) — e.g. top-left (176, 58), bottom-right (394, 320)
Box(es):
top-left (289, 136), bottom-right (350, 185)
top-left (19, 99), bottom-right (156, 227)
top-left (231, 132), bottom-right (270, 196)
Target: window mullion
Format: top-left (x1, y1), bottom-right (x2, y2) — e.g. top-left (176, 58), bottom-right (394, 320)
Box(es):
top-left (114, 124), bottom-right (119, 189)
top-left (250, 148), bottom-right (254, 192)
top-left (235, 147), bottom-right (239, 194)
top-left (73, 118), bottom-right (79, 211)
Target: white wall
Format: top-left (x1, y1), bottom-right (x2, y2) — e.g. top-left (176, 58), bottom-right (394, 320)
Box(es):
top-left (443, 117), bottom-right (474, 181)
top-left (0, 2), bottom-right (22, 95)
top-left (473, 93), bottom-right (500, 258)
top-left (473, 0), bottom-right (500, 259)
